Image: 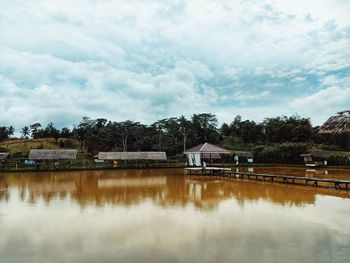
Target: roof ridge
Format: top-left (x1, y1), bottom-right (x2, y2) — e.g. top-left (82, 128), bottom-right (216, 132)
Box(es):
top-left (199, 143), bottom-right (207, 151)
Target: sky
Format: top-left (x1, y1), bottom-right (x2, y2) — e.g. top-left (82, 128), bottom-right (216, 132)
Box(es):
top-left (1, 0), bottom-right (350, 130)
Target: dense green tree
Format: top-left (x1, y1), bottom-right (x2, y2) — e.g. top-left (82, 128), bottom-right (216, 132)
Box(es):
top-left (0, 127), bottom-right (11, 141)
top-left (44, 122), bottom-right (60, 143)
top-left (191, 113), bottom-right (219, 144)
top-left (61, 127), bottom-right (72, 138)
top-left (263, 115), bottom-right (313, 143)
top-left (30, 123), bottom-right (42, 138)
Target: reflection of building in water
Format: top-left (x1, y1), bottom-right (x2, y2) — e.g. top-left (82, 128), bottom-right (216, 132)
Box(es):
top-left (98, 177), bottom-right (166, 188)
top-left (1, 169), bottom-right (349, 209)
top-left (0, 175), bottom-right (9, 201)
top-left (73, 171), bottom-right (169, 207)
top-left (306, 169), bottom-right (329, 177)
top-left (185, 178), bottom-right (318, 207)
top-left (248, 167), bottom-right (254, 173)
top-left (188, 181), bottom-right (203, 200)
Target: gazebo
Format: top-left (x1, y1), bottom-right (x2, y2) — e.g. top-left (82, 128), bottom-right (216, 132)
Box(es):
top-left (183, 143), bottom-right (231, 175)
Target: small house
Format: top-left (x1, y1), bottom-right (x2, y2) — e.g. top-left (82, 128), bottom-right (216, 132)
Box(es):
top-left (300, 150), bottom-right (328, 167)
top-left (300, 150), bottom-right (350, 167)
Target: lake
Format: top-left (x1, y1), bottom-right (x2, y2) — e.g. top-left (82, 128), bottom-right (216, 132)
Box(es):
top-left (0, 167), bottom-right (349, 263)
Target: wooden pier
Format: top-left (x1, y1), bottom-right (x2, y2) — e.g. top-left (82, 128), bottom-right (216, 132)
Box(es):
top-left (233, 172), bottom-right (350, 191)
top-left (185, 167), bottom-right (232, 176)
top-left (186, 168), bottom-right (350, 191)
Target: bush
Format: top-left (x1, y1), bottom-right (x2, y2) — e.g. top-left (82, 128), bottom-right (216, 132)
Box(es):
top-left (253, 143), bottom-right (310, 164)
top-left (327, 155), bottom-right (350, 166)
top-left (35, 143), bottom-right (44, 149)
top-left (0, 146), bottom-right (8, 152)
top-left (63, 139), bottom-right (76, 148)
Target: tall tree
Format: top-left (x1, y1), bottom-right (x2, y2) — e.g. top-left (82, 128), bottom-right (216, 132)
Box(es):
top-left (0, 127), bottom-right (11, 141)
top-left (191, 113), bottom-right (218, 144)
top-left (152, 119), bottom-right (167, 151)
top-left (178, 115), bottom-right (191, 152)
top-left (21, 126), bottom-right (30, 138)
top-left (111, 121), bottom-right (140, 152)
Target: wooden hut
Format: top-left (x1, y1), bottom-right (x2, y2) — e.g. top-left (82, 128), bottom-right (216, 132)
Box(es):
top-left (233, 151), bottom-right (254, 164)
top-left (300, 150), bottom-right (350, 167)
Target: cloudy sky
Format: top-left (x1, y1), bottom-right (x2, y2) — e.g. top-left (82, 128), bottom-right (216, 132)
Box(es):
top-left (1, 0), bottom-right (350, 130)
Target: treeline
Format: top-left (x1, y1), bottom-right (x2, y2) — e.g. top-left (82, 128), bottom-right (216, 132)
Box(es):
top-left (1, 113), bottom-right (349, 158)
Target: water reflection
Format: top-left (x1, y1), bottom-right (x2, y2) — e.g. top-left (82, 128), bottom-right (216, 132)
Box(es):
top-left (0, 168), bottom-right (350, 263)
top-left (1, 169), bottom-right (349, 209)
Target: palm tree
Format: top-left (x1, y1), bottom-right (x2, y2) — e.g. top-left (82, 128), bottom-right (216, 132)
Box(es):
top-left (21, 126), bottom-right (30, 138)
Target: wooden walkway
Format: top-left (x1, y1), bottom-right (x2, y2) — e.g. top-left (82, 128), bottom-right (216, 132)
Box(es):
top-left (233, 172), bottom-right (350, 191)
top-left (186, 168), bottom-right (350, 191)
top-left (185, 167), bottom-right (231, 176)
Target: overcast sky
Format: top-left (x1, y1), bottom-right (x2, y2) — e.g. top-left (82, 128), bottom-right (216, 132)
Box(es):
top-left (1, 0), bottom-right (350, 130)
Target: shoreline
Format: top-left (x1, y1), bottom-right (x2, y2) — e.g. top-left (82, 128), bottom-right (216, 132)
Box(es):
top-left (1, 163), bottom-right (350, 173)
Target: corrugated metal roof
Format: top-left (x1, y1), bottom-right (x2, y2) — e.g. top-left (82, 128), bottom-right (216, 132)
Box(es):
top-left (184, 143), bottom-right (231, 154)
top-left (29, 149), bottom-right (78, 160)
top-left (98, 152), bottom-right (167, 160)
top-left (0, 152), bottom-right (9, 160)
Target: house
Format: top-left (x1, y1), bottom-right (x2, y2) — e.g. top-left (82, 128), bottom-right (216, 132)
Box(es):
top-left (300, 150), bottom-right (329, 167)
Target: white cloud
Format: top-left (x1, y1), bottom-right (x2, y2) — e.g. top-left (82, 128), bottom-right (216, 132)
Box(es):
top-left (290, 86), bottom-right (350, 124)
top-left (0, 0), bottom-right (349, 128)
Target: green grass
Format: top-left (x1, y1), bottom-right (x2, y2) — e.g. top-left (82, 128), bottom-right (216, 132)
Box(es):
top-left (0, 138), bottom-right (82, 156)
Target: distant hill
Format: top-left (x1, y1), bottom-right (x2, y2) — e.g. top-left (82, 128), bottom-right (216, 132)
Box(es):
top-left (319, 110), bottom-right (350, 134)
top-left (0, 138), bottom-right (86, 157)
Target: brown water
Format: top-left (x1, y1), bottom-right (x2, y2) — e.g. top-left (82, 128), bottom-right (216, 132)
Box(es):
top-left (0, 167), bottom-right (349, 263)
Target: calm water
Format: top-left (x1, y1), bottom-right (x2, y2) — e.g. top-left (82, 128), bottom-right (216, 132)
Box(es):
top-left (0, 167), bottom-right (349, 263)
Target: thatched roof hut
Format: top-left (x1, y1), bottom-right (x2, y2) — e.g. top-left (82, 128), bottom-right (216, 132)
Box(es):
top-left (319, 110), bottom-right (350, 134)
top-left (0, 152), bottom-right (9, 160)
top-left (98, 152), bottom-right (167, 160)
top-left (29, 149), bottom-right (78, 160)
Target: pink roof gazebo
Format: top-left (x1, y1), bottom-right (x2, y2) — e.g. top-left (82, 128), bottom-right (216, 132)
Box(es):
top-left (184, 143), bottom-right (231, 154)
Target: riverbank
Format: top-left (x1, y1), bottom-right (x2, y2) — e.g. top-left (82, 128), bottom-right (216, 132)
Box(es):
top-left (1, 162), bottom-right (350, 173)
